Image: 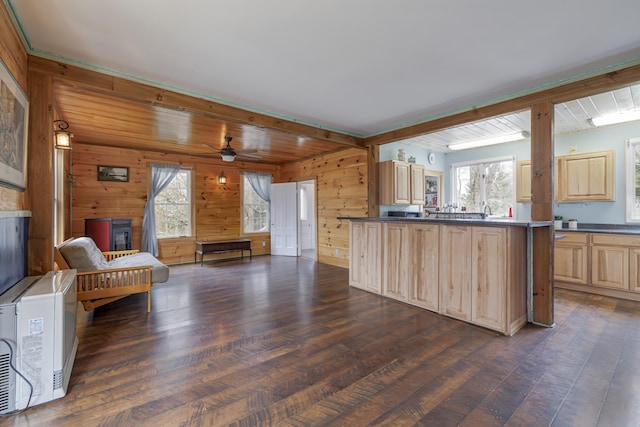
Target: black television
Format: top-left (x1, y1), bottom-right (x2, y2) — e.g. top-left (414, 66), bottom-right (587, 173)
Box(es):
top-left (0, 214), bottom-right (29, 297)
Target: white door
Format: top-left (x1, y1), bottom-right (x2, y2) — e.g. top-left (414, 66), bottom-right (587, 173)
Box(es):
top-left (271, 182), bottom-right (298, 256)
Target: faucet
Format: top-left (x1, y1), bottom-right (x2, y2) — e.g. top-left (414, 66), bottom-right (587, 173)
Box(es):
top-left (483, 203), bottom-right (492, 217)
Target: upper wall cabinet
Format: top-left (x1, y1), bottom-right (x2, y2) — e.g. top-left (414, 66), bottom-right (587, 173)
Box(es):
top-left (557, 150), bottom-right (614, 201)
top-left (515, 160), bottom-right (532, 203)
top-left (516, 150), bottom-right (614, 203)
top-left (380, 160), bottom-right (425, 205)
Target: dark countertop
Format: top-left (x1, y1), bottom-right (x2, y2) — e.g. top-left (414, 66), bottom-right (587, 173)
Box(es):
top-left (338, 217), bottom-right (553, 228)
top-left (555, 223), bottom-right (640, 235)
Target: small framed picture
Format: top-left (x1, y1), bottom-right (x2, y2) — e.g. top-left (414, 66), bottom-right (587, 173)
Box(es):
top-left (97, 165), bottom-right (129, 182)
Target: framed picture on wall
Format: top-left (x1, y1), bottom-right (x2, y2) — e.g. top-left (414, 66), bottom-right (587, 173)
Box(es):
top-left (424, 169), bottom-right (443, 208)
top-left (0, 58), bottom-right (29, 191)
top-left (98, 165), bottom-right (129, 182)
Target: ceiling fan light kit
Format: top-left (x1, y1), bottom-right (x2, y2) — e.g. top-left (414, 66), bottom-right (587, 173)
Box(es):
top-left (448, 131), bottom-right (530, 151)
top-left (205, 136), bottom-right (262, 162)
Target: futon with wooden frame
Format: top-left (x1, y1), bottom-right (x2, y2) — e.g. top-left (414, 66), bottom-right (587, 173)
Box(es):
top-left (54, 237), bottom-right (169, 312)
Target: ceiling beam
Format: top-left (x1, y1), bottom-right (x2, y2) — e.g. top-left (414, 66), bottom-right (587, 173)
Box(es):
top-left (363, 63), bottom-right (640, 146)
top-left (28, 55), bottom-right (365, 150)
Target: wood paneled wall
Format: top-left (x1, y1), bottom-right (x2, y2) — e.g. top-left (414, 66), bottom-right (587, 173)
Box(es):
top-left (72, 143), bottom-right (277, 264)
top-left (0, 2), bottom-right (28, 211)
top-left (278, 148), bottom-right (368, 268)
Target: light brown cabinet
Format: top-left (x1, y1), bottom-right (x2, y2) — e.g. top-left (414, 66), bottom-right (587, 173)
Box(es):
top-left (516, 150), bottom-right (613, 203)
top-left (554, 232), bottom-right (588, 284)
top-left (408, 223), bottom-right (439, 311)
top-left (472, 227), bottom-right (508, 331)
top-left (349, 221), bottom-right (381, 294)
top-left (515, 160), bottom-right (532, 203)
top-left (557, 150), bottom-right (614, 201)
top-left (555, 232), bottom-right (640, 301)
top-left (349, 219), bottom-right (528, 335)
top-left (382, 223), bottom-right (409, 301)
top-left (379, 160), bottom-right (425, 205)
top-left (439, 225), bottom-right (471, 321)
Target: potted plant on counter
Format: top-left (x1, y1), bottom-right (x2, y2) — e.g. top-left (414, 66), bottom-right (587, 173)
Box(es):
top-left (554, 215), bottom-right (563, 230)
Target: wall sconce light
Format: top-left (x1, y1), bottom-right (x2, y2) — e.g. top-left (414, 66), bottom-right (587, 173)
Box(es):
top-left (53, 119), bottom-right (72, 150)
top-left (218, 171), bottom-right (227, 184)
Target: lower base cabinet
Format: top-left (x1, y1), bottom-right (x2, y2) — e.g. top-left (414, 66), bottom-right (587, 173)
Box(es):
top-left (349, 220), bottom-right (528, 336)
top-left (555, 233), bottom-right (640, 301)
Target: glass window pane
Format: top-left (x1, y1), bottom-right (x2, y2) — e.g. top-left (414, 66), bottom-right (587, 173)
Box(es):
top-left (154, 170), bottom-right (191, 238)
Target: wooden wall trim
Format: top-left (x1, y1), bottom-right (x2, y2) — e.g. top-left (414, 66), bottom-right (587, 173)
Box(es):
top-left (28, 56), bottom-right (363, 149)
top-left (367, 144), bottom-right (378, 217)
top-left (363, 63), bottom-right (640, 146)
top-left (26, 69), bottom-right (55, 275)
top-left (530, 101), bottom-right (554, 327)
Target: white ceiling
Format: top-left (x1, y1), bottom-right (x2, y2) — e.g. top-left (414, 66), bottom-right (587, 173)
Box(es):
top-left (6, 0), bottom-right (640, 139)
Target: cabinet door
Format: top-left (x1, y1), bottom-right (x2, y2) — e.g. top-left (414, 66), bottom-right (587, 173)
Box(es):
top-left (350, 221), bottom-right (381, 293)
top-left (559, 151), bottom-right (614, 201)
top-left (591, 245), bottom-right (628, 290)
top-left (383, 223), bottom-right (409, 301)
top-left (410, 164), bottom-right (425, 205)
top-left (471, 227), bottom-right (507, 331)
top-left (515, 161), bottom-right (531, 203)
top-left (439, 225), bottom-right (471, 320)
top-left (394, 162), bottom-right (411, 205)
top-left (554, 233), bottom-right (588, 284)
top-left (629, 248), bottom-right (640, 293)
top-left (408, 223), bottom-right (439, 311)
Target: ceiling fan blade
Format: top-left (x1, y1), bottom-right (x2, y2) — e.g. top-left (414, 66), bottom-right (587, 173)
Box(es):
top-left (234, 148), bottom-right (258, 154)
top-left (236, 153), bottom-right (262, 160)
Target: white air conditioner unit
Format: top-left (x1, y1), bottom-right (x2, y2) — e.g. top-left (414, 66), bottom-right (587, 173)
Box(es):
top-left (0, 270), bottom-right (78, 414)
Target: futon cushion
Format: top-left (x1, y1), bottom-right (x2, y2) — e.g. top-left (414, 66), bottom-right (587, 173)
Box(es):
top-left (58, 237), bottom-right (110, 271)
top-left (109, 252), bottom-right (170, 283)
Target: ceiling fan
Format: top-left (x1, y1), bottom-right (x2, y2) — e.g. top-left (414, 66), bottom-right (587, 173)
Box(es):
top-left (205, 136), bottom-right (262, 162)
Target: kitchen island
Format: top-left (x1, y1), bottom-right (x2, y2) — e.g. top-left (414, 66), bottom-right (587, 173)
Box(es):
top-left (343, 217), bottom-right (551, 335)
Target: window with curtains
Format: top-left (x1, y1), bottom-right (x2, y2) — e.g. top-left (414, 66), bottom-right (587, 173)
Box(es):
top-left (451, 156), bottom-right (514, 217)
top-left (243, 173), bottom-right (271, 233)
top-left (154, 169), bottom-right (192, 237)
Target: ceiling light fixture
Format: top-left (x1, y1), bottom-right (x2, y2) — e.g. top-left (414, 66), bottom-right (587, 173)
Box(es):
top-left (221, 154), bottom-right (235, 162)
top-left (53, 119), bottom-right (72, 150)
top-left (588, 111), bottom-right (640, 127)
top-left (447, 131), bottom-right (530, 151)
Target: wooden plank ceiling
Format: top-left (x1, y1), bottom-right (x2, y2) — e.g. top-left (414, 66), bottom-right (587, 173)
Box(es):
top-left (53, 82), bottom-right (355, 165)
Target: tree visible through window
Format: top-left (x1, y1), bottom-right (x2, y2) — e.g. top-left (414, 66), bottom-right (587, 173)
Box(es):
top-left (452, 157), bottom-right (514, 216)
top-left (155, 169), bottom-right (192, 238)
top-left (243, 174), bottom-right (270, 233)
top-left (626, 137), bottom-right (640, 222)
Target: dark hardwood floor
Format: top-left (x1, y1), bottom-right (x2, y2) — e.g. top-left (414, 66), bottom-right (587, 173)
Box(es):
top-left (5, 256), bottom-right (640, 426)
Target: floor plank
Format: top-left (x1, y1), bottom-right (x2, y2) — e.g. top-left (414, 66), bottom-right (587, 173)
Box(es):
top-left (4, 256), bottom-right (640, 426)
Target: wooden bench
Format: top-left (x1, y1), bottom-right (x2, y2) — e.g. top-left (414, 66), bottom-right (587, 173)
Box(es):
top-left (195, 239), bottom-right (252, 266)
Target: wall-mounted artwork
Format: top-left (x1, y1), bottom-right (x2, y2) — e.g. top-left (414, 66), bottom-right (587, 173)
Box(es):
top-left (424, 169), bottom-right (443, 208)
top-left (98, 165), bottom-right (129, 182)
top-left (0, 58), bottom-right (29, 191)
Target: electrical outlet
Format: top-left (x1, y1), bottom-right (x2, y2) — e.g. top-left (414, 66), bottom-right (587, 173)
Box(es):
top-left (261, 241), bottom-right (266, 247)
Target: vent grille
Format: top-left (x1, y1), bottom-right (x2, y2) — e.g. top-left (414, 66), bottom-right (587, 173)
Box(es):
top-left (53, 369), bottom-right (63, 390)
top-left (0, 353), bottom-right (11, 413)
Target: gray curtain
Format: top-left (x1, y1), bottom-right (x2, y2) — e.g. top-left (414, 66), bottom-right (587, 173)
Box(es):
top-left (245, 172), bottom-right (272, 203)
top-left (141, 163), bottom-right (180, 255)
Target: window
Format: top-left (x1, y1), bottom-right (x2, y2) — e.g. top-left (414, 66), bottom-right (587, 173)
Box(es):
top-left (626, 137), bottom-right (640, 222)
top-left (243, 173), bottom-right (271, 233)
top-left (155, 169), bottom-right (192, 238)
top-left (451, 156), bottom-right (514, 216)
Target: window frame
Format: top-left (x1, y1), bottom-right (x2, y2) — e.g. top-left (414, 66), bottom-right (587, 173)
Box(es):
top-left (154, 167), bottom-right (194, 239)
top-left (449, 155), bottom-right (515, 216)
top-left (625, 137), bottom-right (640, 223)
top-left (241, 173), bottom-right (271, 235)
